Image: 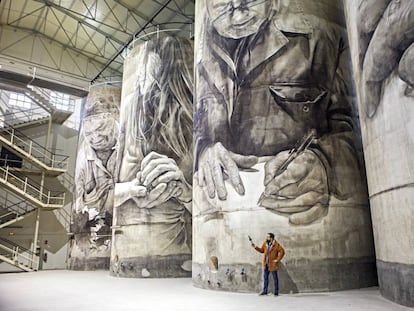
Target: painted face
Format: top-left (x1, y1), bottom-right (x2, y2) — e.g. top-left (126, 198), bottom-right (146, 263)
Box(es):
top-left (266, 234), bottom-right (272, 242)
top-left (83, 112), bottom-right (118, 151)
top-left (207, 0), bottom-right (272, 39)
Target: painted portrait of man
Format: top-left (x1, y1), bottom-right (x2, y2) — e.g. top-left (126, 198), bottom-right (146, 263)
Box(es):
top-left (194, 0), bottom-right (366, 225)
top-left (70, 86), bottom-right (120, 269)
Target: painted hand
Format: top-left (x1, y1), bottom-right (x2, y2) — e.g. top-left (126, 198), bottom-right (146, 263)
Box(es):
top-left (360, 0), bottom-right (414, 117)
top-left (130, 181), bottom-right (181, 208)
top-left (197, 142), bottom-right (258, 200)
top-left (261, 150), bottom-right (329, 225)
top-left (140, 151), bottom-right (192, 203)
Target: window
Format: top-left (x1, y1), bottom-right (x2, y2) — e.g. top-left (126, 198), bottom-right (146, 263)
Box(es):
top-left (8, 93), bottom-right (32, 108)
top-left (50, 91), bottom-right (72, 110)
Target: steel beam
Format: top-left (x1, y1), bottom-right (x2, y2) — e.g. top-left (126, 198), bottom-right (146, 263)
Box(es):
top-left (91, 0), bottom-right (174, 83)
top-left (0, 25), bottom-right (123, 71)
top-left (31, 0), bottom-right (125, 45)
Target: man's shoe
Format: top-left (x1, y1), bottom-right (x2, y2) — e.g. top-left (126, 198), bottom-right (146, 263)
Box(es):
top-left (274, 293), bottom-right (279, 296)
top-left (259, 292), bottom-right (268, 296)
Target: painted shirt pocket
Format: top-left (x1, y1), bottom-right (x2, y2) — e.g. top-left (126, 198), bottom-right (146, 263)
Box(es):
top-left (269, 84), bottom-right (328, 122)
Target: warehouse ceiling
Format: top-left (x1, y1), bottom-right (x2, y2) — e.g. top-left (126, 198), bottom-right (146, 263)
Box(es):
top-left (0, 0), bottom-right (194, 91)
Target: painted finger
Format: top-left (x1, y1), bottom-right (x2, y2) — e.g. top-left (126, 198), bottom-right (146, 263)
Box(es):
top-left (153, 171), bottom-right (181, 186)
top-left (130, 185), bottom-right (147, 197)
top-left (221, 153), bottom-right (244, 195)
top-left (358, 0), bottom-right (392, 33)
top-left (363, 0), bottom-right (414, 83)
top-left (264, 164), bottom-right (306, 196)
top-left (228, 151), bottom-right (258, 169)
top-left (198, 164), bottom-right (206, 187)
top-left (136, 171), bottom-right (142, 184)
top-left (399, 43), bottom-right (414, 88)
top-left (202, 162), bottom-right (215, 199)
top-left (263, 152), bottom-right (290, 186)
top-left (141, 157), bottom-right (176, 181)
top-left (143, 163), bottom-right (177, 186)
top-left (211, 161), bottom-right (227, 200)
top-left (141, 151), bottom-right (167, 171)
top-left (156, 181), bottom-right (178, 202)
top-left (147, 183), bottom-right (168, 202)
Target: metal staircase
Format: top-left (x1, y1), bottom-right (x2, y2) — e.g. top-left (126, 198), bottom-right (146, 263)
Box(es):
top-left (0, 237), bottom-right (39, 272)
top-left (0, 85), bottom-right (74, 128)
top-left (0, 126), bottom-right (68, 174)
top-left (2, 107), bottom-right (50, 129)
top-left (26, 85), bottom-right (74, 124)
top-left (0, 166), bottom-right (65, 209)
top-left (0, 197), bottom-right (36, 229)
top-left (0, 86), bottom-right (75, 272)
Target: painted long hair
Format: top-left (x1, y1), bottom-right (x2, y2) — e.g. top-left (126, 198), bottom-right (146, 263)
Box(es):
top-left (124, 35), bottom-right (193, 159)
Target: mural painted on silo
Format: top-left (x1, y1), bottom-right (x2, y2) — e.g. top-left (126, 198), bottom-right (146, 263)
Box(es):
top-left (68, 86), bottom-right (121, 270)
top-left (110, 35), bottom-right (193, 278)
top-left (344, 1), bottom-right (414, 307)
top-left (193, 0), bottom-right (376, 293)
top-left (356, 0), bottom-right (414, 118)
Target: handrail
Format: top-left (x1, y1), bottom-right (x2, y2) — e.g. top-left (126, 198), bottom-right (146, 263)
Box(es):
top-left (0, 157), bottom-right (22, 167)
top-left (0, 191), bottom-right (30, 210)
top-left (0, 237), bottom-right (36, 256)
top-left (0, 238), bottom-right (39, 270)
top-left (0, 126), bottom-right (69, 170)
top-left (0, 193), bottom-right (35, 225)
top-left (0, 156), bottom-right (62, 176)
top-left (1, 107), bottom-right (49, 126)
top-left (1, 106), bottom-right (47, 117)
top-left (27, 85), bottom-right (75, 112)
top-left (0, 166), bottom-right (65, 206)
top-left (0, 89), bottom-right (76, 130)
top-left (11, 169), bottom-right (58, 193)
top-left (0, 198), bottom-right (32, 217)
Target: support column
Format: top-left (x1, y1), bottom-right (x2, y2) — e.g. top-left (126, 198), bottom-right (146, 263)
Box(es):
top-left (68, 83), bottom-right (121, 270)
top-left (343, 1), bottom-right (414, 307)
top-left (109, 34), bottom-right (194, 278)
top-left (31, 207), bottom-right (40, 270)
top-left (193, 0), bottom-right (376, 293)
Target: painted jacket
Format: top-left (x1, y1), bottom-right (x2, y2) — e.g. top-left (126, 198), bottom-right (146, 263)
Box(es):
top-left (74, 140), bottom-right (116, 216)
top-left (195, 0), bottom-right (365, 200)
top-left (255, 240), bottom-right (285, 271)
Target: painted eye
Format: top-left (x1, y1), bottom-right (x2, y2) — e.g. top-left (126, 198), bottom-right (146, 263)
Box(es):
top-left (212, 2), bottom-right (232, 13)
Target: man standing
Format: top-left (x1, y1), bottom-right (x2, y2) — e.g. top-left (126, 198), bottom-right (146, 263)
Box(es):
top-left (251, 233), bottom-right (285, 296)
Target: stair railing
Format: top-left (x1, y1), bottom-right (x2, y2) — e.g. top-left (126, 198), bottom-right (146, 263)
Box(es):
top-left (0, 126), bottom-right (69, 170)
top-left (1, 106), bottom-right (49, 128)
top-left (0, 237), bottom-right (39, 270)
top-left (0, 198), bottom-right (35, 224)
top-left (0, 166), bottom-right (65, 207)
top-left (27, 86), bottom-right (75, 112)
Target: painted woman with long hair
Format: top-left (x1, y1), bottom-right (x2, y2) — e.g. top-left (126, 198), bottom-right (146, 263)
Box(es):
top-left (112, 35), bottom-right (193, 277)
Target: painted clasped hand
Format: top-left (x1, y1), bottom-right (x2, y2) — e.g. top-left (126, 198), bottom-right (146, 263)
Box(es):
top-left (140, 151), bottom-right (192, 203)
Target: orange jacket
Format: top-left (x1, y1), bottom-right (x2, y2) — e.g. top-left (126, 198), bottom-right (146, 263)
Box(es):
top-left (255, 240), bottom-right (285, 271)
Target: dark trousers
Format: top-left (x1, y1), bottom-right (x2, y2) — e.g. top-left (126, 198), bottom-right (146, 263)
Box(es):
top-left (263, 265), bottom-right (279, 294)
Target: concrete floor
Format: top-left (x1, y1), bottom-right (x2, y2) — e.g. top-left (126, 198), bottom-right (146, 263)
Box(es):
top-left (0, 270), bottom-right (411, 311)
